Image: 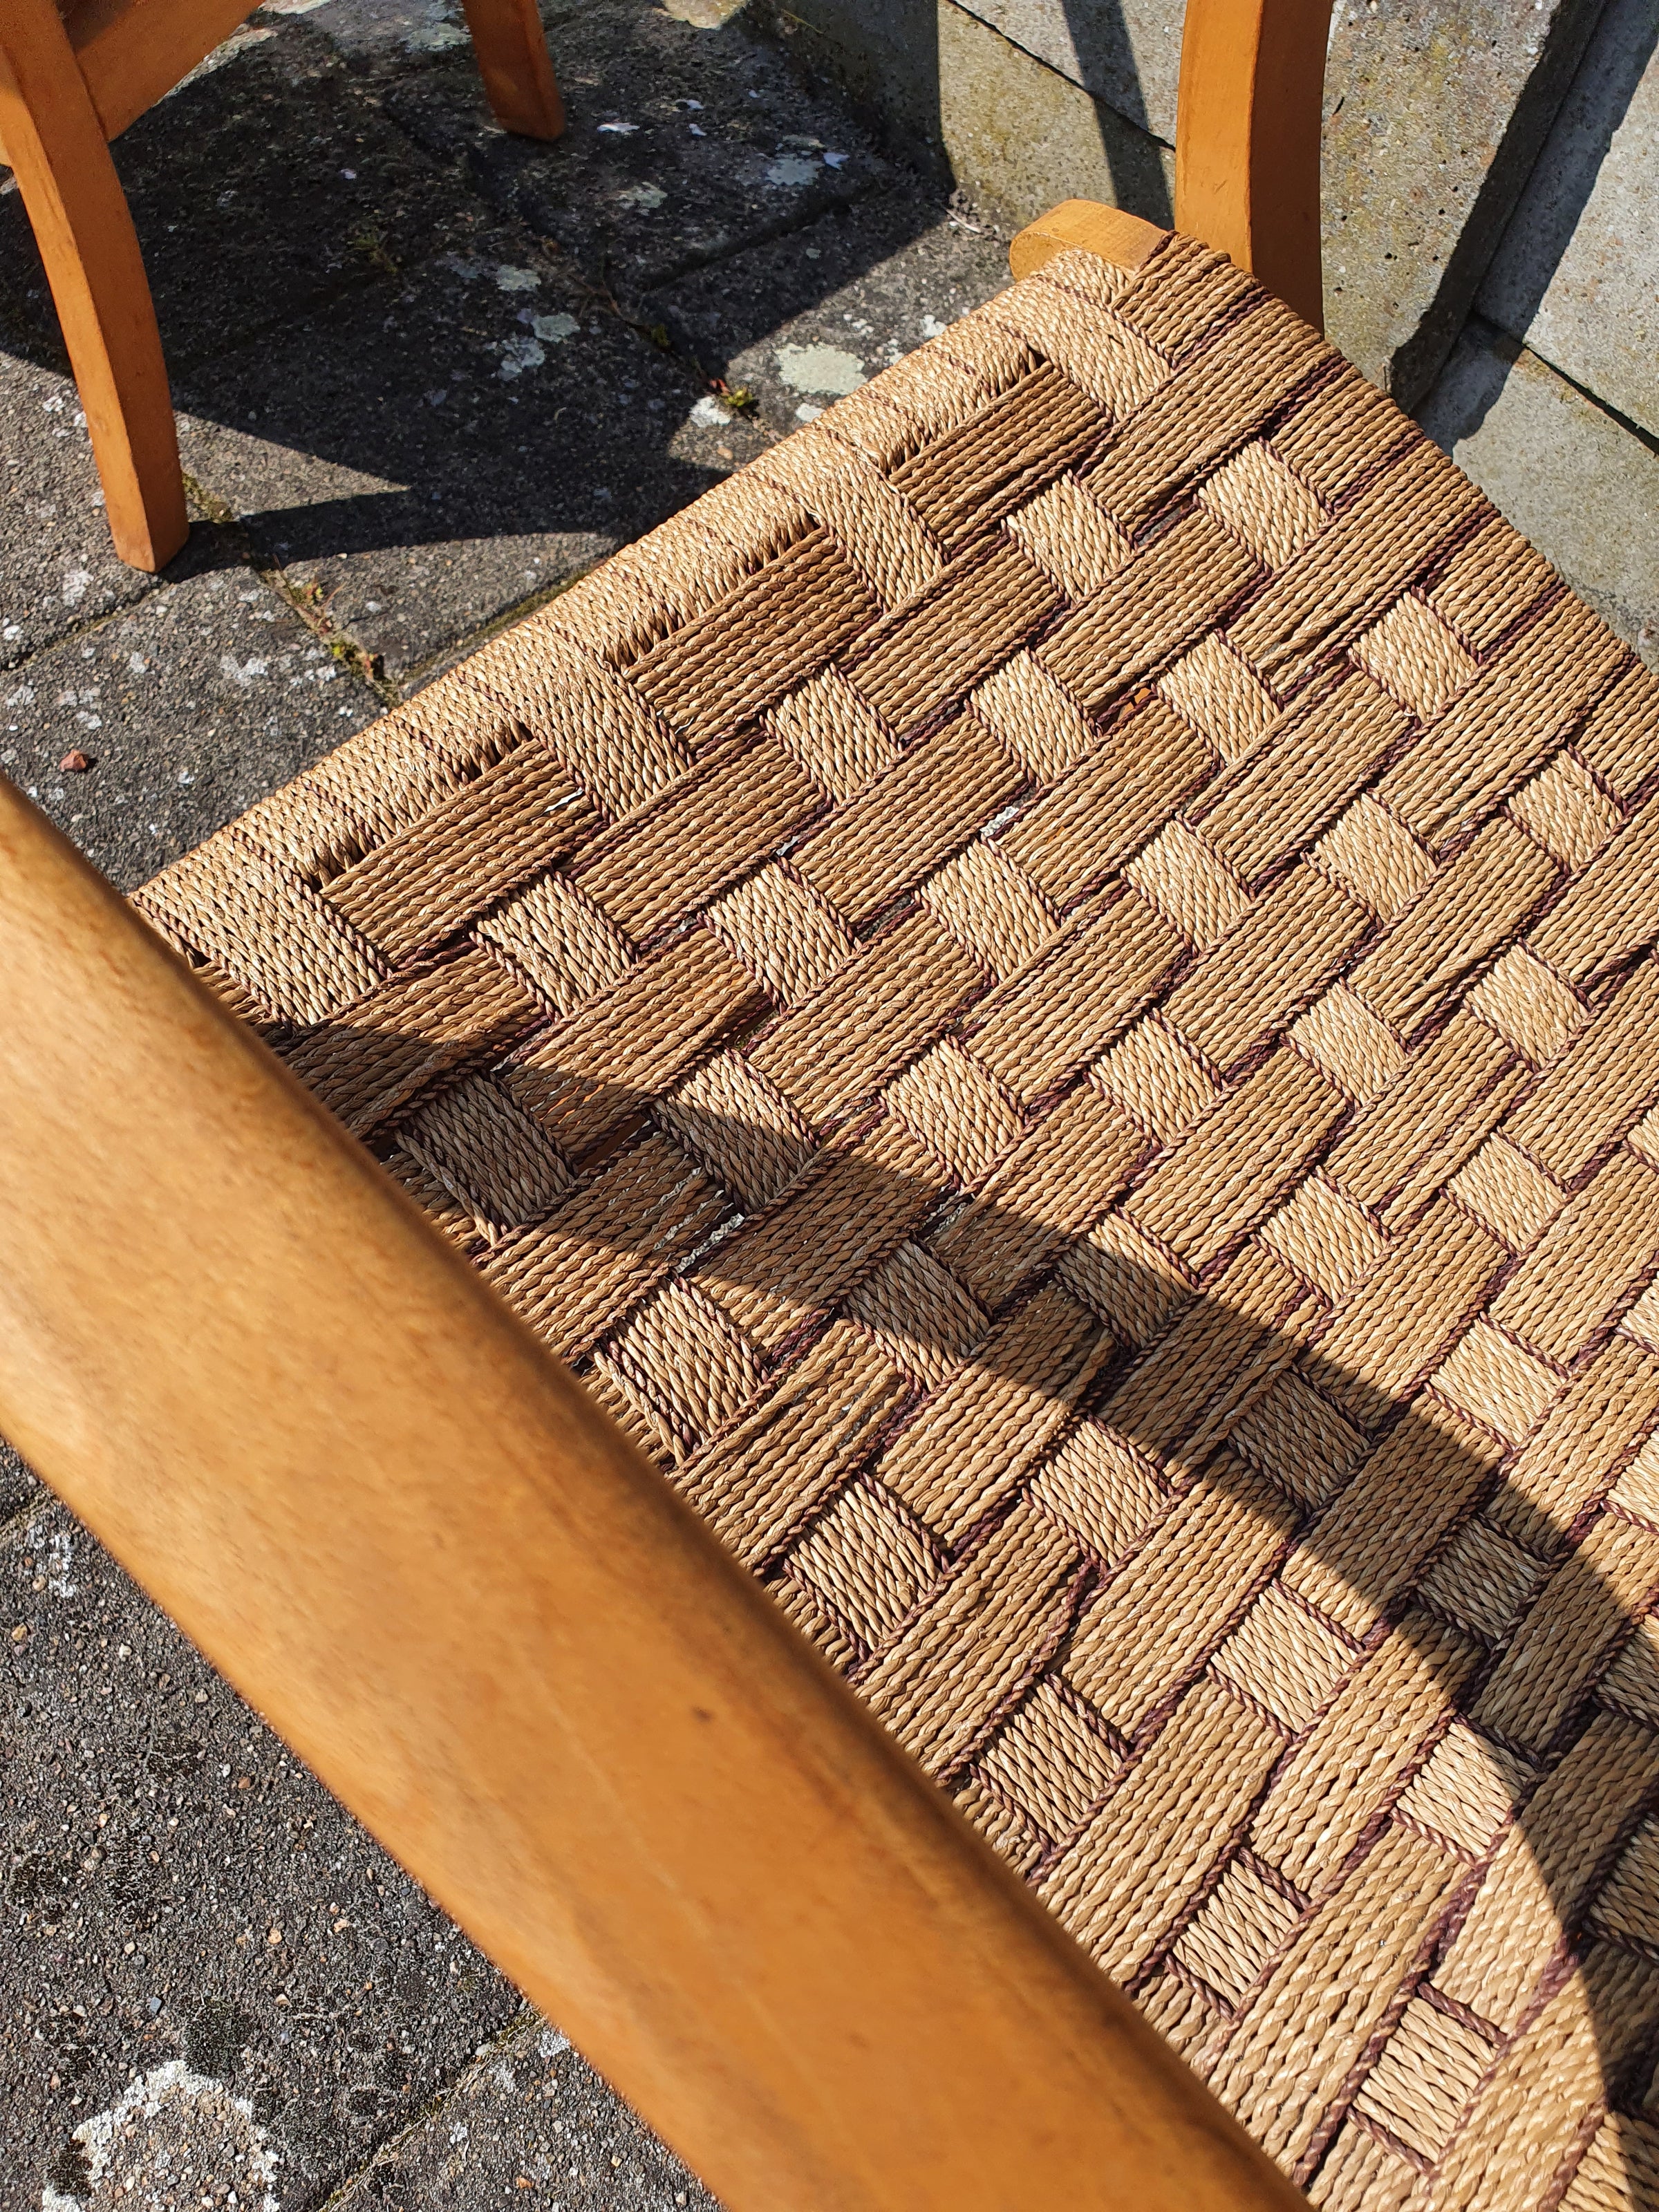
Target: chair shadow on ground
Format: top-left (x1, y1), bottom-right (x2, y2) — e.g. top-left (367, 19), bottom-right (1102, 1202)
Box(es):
top-left (223, 1031), bottom-right (1659, 2200)
top-left (0, 0), bottom-right (977, 574)
top-left (6, 0), bottom-right (1657, 2184)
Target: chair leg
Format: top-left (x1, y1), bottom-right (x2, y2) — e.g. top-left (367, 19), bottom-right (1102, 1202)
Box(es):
top-left (459, 0), bottom-right (564, 140)
top-left (0, 0), bottom-right (189, 572)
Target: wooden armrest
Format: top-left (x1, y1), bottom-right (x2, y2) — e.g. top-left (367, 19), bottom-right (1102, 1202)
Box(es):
top-left (1177, 0), bottom-right (1334, 327)
top-left (0, 777), bottom-right (1306, 2209)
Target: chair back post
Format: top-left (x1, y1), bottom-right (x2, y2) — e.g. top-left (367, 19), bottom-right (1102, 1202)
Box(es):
top-left (1175, 0), bottom-right (1335, 330)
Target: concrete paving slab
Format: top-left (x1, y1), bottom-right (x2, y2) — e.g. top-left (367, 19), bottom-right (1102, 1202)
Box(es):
top-left (1420, 315), bottom-right (1659, 663)
top-left (1322, 0), bottom-right (1609, 411)
top-left (1, 1443), bottom-right (38, 1527)
top-left (0, 358), bottom-right (160, 671)
top-left (651, 188), bottom-right (1009, 442)
top-left (1, 1497), bottom-right (520, 2212)
top-left (254, 0), bottom-right (555, 64)
top-left (946, 0), bottom-right (1181, 142)
top-left (331, 2012), bottom-right (720, 2211)
top-left (379, 0), bottom-right (892, 309)
top-left (1, 559), bottom-right (379, 891)
top-left (1477, 0), bottom-right (1659, 444)
top-left (174, 233), bottom-right (716, 688)
top-left (0, 22), bottom-right (459, 386)
top-left (3, 0), bottom-right (939, 695)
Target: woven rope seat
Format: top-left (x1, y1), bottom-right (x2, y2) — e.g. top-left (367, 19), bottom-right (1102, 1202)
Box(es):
top-left (121, 227), bottom-right (1659, 2209)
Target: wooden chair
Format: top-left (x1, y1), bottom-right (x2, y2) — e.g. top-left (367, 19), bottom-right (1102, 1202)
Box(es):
top-left (0, 0), bottom-right (562, 572)
top-left (6, 1), bottom-right (1658, 2206)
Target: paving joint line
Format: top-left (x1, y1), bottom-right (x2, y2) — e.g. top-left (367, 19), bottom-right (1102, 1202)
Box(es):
top-left (161, 255), bottom-right (440, 384)
top-left (181, 474), bottom-right (401, 708)
top-left (0, 1488), bottom-right (52, 1555)
top-left (313, 2004), bottom-right (545, 2212)
top-left (1, 583), bottom-right (167, 681)
top-left (568, 169), bottom-right (901, 324)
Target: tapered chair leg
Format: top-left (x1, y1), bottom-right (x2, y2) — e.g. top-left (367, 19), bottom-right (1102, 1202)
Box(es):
top-left (0, 0), bottom-right (189, 572)
top-left (460, 0), bottom-right (564, 140)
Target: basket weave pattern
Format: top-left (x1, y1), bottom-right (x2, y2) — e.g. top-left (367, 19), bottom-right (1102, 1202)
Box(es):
top-left (142, 236), bottom-right (1659, 2209)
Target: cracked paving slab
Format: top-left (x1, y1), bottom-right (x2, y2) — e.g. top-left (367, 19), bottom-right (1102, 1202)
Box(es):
top-left (31, 2016), bottom-right (722, 2212)
top-left (330, 2013), bottom-right (720, 2211)
top-left (0, 560), bottom-right (379, 890)
top-left (0, 22), bottom-right (460, 382)
top-left (176, 192), bottom-right (1008, 687)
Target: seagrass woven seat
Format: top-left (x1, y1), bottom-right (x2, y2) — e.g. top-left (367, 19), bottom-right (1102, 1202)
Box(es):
top-left (6, 4), bottom-right (1659, 2209)
top-left (126, 223), bottom-right (1659, 2210)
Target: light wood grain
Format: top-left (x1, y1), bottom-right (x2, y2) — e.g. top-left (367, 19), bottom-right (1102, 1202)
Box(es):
top-left (460, 0), bottom-right (563, 140)
top-left (70, 0), bottom-right (259, 140)
top-left (0, 0), bottom-right (188, 570)
top-left (1009, 196), bottom-right (1166, 280)
top-left (1175, 0), bottom-right (1335, 328)
top-left (0, 778), bottom-right (1308, 2211)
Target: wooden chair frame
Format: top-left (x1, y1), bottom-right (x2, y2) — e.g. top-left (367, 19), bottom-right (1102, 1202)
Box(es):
top-left (0, 5), bottom-right (1333, 2204)
top-left (0, 0), bottom-right (563, 573)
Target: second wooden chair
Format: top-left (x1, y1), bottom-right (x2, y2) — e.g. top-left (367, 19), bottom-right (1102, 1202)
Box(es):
top-left (0, 0), bottom-right (563, 573)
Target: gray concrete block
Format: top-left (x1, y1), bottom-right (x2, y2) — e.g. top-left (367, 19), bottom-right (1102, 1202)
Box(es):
top-left (1477, 0), bottom-right (1659, 444)
top-left (1, 1497), bottom-right (518, 2212)
top-left (935, 0), bottom-right (1173, 229)
top-left (0, 357), bottom-right (158, 671)
top-left (947, 0), bottom-right (1181, 142)
top-left (759, 0), bottom-right (1174, 228)
top-left (1322, 0), bottom-right (1610, 410)
top-left (332, 2012), bottom-right (720, 2210)
top-left (1419, 315), bottom-right (1659, 663)
top-left (0, 560), bottom-right (379, 890)
top-left (765, 0), bottom-right (1613, 412)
